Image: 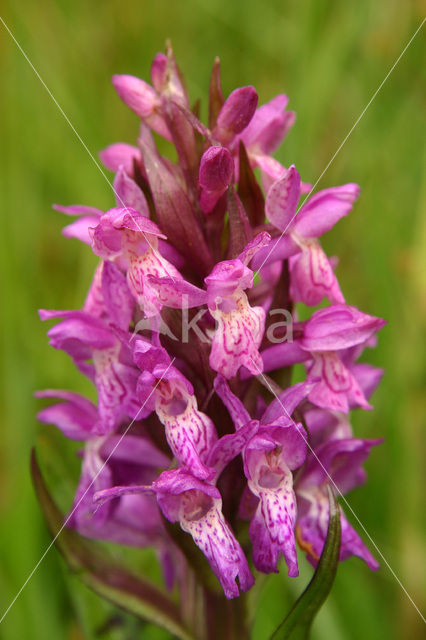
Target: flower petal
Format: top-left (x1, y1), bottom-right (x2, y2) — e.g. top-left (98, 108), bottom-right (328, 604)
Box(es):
top-left (36, 390), bottom-right (97, 440)
top-left (99, 142), bottom-right (140, 174)
top-left (265, 165), bottom-right (300, 232)
top-left (294, 184), bottom-right (360, 239)
top-left (113, 167), bottom-right (149, 216)
top-left (290, 243), bottom-right (345, 306)
top-left (301, 305), bottom-right (386, 352)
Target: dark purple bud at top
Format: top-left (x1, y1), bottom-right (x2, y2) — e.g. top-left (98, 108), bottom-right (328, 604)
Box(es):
top-left (215, 86), bottom-right (258, 145)
top-left (199, 146), bottom-right (234, 192)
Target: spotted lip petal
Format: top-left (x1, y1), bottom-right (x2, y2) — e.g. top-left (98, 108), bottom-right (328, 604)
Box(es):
top-left (153, 469), bottom-right (254, 599)
top-left (133, 340), bottom-right (217, 480)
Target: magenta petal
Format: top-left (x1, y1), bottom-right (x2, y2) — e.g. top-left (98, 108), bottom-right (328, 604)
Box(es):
top-left (53, 204), bottom-right (104, 217)
top-left (70, 438), bottom-right (164, 548)
top-left (208, 420), bottom-right (259, 479)
top-left (147, 275), bottom-right (207, 308)
top-left (99, 143), bottom-right (140, 175)
top-left (63, 216), bottom-right (103, 245)
top-left (238, 231), bottom-right (271, 266)
top-left (265, 165), bottom-right (301, 232)
top-left (307, 353), bottom-right (372, 413)
top-left (94, 356), bottom-right (140, 434)
top-left (290, 243), bottom-right (345, 306)
top-left (154, 470), bottom-right (253, 599)
top-left (296, 493), bottom-right (378, 571)
top-left (301, 305), bottom-right (386, 352)
top-left (339, 511), bottom-right (379, 570)
top-left (36, 390), bottom-right (97, 440)
top-left (260, 342), bottom-right (310, 373)
top-left (249, 485), bottom-right (298, 576)
top-left (101, 261), bottom-right (134, 329)
top-left (113, 167), bottom-right (149, 216)
top-left (213, 374), bottom-right (251, 429)
top-left (239, 94), bottom-right (295, 155)
top-left (251, 235), bottom-right (301, 270)
top-left (245, 444), bottom-right (299, 575)
top-left (209, 293), bottom-right (265, 379)
top-left (156, 388), bottom-right (217, 480)
top-left (261, 381), bottom-right (314, 425)
top-left (294, 183), bottom-right (360, 239)
top-left (42, 312), bottom-right (116, 354)
top-left (350, 363), bottom-right (384, 402)
top-left (112, 74), bottom-right (159, 118)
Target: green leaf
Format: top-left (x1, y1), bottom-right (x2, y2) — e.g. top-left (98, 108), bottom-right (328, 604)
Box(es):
top-left (30, 449), bottom-right (196, 640)
top-left (270, 486), bottom-right (341, 640)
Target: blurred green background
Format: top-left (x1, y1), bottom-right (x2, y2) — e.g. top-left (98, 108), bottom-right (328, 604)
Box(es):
top-left (0, 1), bottom-right (425, 638)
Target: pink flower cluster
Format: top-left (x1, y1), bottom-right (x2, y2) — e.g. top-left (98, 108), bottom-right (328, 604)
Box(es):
top-left (38, 47), bottom-right (385, 599)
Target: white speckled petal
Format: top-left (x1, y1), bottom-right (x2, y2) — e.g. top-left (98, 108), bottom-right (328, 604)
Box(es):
top-left (249, 469), bottom-right (298, 576)
top-left (181, 494), bottom-right (254, 598)
top-left (156, 387), bottom-right (217, 480)
top-left (209, 290), bottom-right (265, 378)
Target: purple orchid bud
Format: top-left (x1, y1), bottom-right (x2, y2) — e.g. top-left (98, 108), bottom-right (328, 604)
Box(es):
top-left (199, 146), bottom-right (234, 214)
top-left (112, 74), bottom-right (172, 140)
top-left (199, 146), bottom-right (234, 192)
top-left (151, 53), bottom-right (168, 92)
top-left (214, 86), bottom-right (258, 146)
top-left (113, 74), bottom-right (160, 118)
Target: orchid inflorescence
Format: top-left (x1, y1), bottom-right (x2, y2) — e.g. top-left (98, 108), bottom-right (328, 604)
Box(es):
top-left (38, 46), bottom-right (385, 601)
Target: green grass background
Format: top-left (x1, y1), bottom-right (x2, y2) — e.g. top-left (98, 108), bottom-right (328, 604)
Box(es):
top-left (0, 1), bottom-right (425, 638)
